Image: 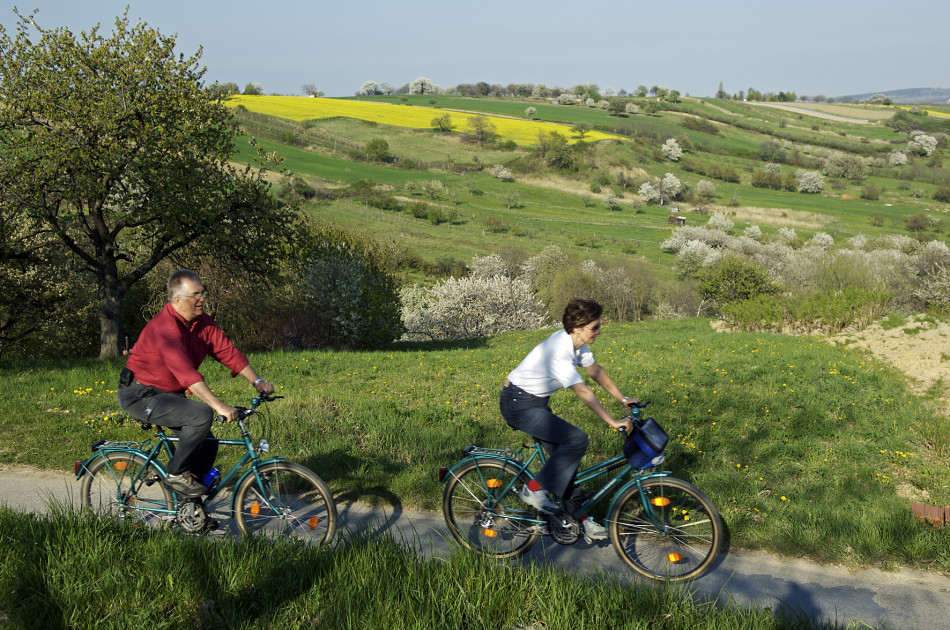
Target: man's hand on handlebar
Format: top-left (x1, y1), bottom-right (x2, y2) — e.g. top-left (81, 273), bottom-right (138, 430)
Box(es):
top-left (215, 404), bottom-right (239, 423)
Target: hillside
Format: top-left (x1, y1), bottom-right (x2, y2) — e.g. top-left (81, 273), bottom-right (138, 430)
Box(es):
top-left (226, 94), bottom-right (950, 290)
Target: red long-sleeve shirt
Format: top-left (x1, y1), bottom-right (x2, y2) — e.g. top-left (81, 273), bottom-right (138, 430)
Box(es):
top-left (125, 303), bottom-right (249, 393)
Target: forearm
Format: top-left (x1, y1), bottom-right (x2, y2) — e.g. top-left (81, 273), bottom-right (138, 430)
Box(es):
top-left (238, 364), bottom-right (275, 394)
top-left (187, 380), bottom-right (230, 415)
top-left (587, 364), bottom-right (626, 402)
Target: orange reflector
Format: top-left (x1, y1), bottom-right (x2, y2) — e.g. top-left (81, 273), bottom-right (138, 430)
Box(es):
top-left (667, 553), bottom-right (683, 563)
top-left (115, 461), bottom-right (128, 471)
top-left (482, 528), bottom-right (497, 538)
top-left (651, 497), bottom-right (671, 507)
top-left (250, 501), bottom-right (260, 516)
top-left (486, 478), bottom-right (502, 489)
top-left (308, 516), bottom-right (320, 530)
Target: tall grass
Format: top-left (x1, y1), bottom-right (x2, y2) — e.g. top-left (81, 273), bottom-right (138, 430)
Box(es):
top-left (3, 318), bottom-right (949, 573)
top-left (0, 507), bottom-right (834, 629)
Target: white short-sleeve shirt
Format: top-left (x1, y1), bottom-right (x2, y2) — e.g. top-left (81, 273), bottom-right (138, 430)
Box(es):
top-left (506, 330), bottom-right (595, 398)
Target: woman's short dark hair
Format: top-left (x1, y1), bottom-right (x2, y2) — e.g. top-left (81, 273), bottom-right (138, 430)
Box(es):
top-left (562, 297), bottom-right (602, 332)
top-left (167, 269), bottom-right (202, 302)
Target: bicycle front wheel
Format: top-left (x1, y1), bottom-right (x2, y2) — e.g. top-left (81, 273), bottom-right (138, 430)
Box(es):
top-left (608, 476), bottom-right (722, 582)
top-left (442, 459), bottom-right (541, 558)
top-left (234, 462), bottom-right (337, 545)
top-left (79, 450), bottom-right (173, 527)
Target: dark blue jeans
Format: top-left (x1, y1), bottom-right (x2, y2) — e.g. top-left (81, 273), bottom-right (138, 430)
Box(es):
top-left (499, 383), bottom-right (589, 499)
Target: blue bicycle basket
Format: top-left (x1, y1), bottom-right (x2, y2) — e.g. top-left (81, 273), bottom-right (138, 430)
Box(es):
top-left (623, 416), bottom-right (669, 470)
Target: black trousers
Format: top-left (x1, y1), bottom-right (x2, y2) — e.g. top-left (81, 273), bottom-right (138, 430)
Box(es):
top-left (117, 372), bottom-right (218, 478)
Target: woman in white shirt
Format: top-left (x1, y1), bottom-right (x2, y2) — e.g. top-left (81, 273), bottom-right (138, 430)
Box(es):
top-left (500, 297), bottom-right (634, 540)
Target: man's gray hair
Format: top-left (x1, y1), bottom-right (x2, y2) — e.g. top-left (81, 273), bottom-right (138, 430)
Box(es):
top-left (167, 269), bottom-right (202, 302)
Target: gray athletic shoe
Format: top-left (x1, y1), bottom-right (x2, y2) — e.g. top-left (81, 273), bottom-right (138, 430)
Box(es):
top-left (163, 472), bottom-right (207, 498)
top-left (518, 485), bottom-right (560, 513)
top-left (582, 516), bottom-right (608, 540)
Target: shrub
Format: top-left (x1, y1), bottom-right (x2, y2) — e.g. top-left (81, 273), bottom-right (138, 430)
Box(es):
top-left (698, 256), bottom-right (780, 305)
top-left (933, 186), bottom-right (950, 202)
top-left (400, 274), bottom-right (549, 341)
top-left (301, 226), bottom-right (404, 349)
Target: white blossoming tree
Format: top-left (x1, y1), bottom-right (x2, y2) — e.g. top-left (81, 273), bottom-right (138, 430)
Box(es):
top-left (662, 138), bottom-right (683, 161)
top-left (796, 169), bottom-right (825, 193)
top-left (908, 132), bottom-right (938, 157)
top-left (409, 77), bottom-right (440, 95)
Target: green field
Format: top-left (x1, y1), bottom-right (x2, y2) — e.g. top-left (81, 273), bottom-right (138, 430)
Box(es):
top-left (228, 95), bottom-right (948, 282)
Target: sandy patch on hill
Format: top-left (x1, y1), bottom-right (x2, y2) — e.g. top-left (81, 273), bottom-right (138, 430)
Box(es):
top-left (827, 319), bottom-right (950, 416)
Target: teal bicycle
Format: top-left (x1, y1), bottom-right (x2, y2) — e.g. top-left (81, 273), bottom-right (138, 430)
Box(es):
top-left (75, 393), bottom-right (337, 545)
top-left (439, 402), bottom-right (723, 582)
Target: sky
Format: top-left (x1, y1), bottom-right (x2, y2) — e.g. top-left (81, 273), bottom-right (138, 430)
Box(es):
top-left (4, 0), bottom-right (948, 100)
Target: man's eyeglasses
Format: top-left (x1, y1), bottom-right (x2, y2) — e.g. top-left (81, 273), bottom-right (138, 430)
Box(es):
top-left (180, 291), bottom-right (208, 301)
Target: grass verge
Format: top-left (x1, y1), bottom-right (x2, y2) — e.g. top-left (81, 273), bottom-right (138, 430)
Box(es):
top-left (0, 507), bottom-right (836, 629)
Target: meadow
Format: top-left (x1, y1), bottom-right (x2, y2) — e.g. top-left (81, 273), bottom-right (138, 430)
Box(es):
top-left (5, 318), bottom-right (949, 573)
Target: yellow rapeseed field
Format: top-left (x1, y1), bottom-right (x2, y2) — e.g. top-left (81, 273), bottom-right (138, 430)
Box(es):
top-left (226, 95), bottom-right (623, 146)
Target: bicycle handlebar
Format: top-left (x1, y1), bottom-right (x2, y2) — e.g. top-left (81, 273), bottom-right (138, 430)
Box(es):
top-left (215, 393), bottom-right (284, 422)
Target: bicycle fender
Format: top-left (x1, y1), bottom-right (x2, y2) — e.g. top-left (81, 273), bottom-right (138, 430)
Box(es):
top-left (606, 470), bottom-right (672, 516)
top-left (74, 447), bottom-right (153, 480)
top-left (229, 457), bottom-right (287, 512)
top-left (440, 452), bottom-right (528, 485)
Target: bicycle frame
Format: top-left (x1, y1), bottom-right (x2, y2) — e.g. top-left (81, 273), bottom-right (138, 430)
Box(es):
top-left (75, 414), bottom-right (286, 520)
top-left (441, 440), bottom-right (673, 530)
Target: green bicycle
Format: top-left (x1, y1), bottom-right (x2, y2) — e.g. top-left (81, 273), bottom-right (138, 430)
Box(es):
top-left (439, 402), bottom-right (723, 582)
top-left (75, 393), bottom-right (337, 545)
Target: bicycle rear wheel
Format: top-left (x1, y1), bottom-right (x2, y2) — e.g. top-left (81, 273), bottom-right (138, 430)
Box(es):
top-left (79, 450), bottom-right (173, 527)
top-left (608, 476), bottom-right (722, 582)
top-left (442, 459), bottom-right (541, 558)
top-left (234, 462), bottom-right (336, 545)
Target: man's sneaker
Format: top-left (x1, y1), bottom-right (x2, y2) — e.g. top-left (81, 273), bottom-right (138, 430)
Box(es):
top-left (582, 516), bottom-right (608, 541)
top-left (518, 485), bottom-right (560, 513)
top-left (163, 472), bottom-right (207, 498)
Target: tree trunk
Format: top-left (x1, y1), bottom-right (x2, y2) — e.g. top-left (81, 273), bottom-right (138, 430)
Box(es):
top-left (98, 263), bottom-right (124, 358)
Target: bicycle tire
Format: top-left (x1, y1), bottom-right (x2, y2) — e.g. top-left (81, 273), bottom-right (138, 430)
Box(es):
top-left (233, 461), bottom-right (337, 545)
top-left (79, 450), bottom-right (173, 528)
top-left (442, 459), bottom-right (542, 558)
top-left (608, 476), bottom-right (722, 582)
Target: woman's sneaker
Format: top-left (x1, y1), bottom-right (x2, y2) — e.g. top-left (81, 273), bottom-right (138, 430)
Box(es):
top-left (582, 516), bottom-right (608, 540)
top-left (518, 485), bottom-right (560, 513)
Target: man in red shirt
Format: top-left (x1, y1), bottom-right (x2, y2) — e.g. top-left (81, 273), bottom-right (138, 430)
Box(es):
top-left (118, 269), bottom-right (274, 498)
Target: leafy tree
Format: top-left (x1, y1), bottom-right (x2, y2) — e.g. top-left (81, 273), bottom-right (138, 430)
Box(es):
top-left (243, 82), bottom-right (263, 95)
top-left (466, 115), bottom-right (496, 146)
top-left (716, 82), bottom-right (728, 99)
top-left (430, 113), bottom-right (453, 132)
top-left (302, 83), bottom-right (323, 97)
top-left (209, 81), bottom-right (238, 97)
top-left (607, 100), bottom-right (626, 116)
top-left (571, 122), bottom-right (592, 140)
top-left (624, 102), bottom-right (640, 115)
top-left (364, 139), bottom-right (391, 162)
top-left (525, 106), bottom-right (537, 119)
top-left (0, 9), bottom-right (296, 356)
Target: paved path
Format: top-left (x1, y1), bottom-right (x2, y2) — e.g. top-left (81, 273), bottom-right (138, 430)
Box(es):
top-left (3, 465), bottom-right (949, 629)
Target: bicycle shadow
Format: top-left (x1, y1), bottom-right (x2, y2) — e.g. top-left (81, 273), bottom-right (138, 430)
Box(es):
top-left (297, 448), bottom-right (407, 543)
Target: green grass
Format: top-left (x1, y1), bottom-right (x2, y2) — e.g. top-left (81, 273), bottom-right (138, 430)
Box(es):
top-left (4, 319), bottom-right (949, 573)
top-left (0, 507), bottom-right (831, 629)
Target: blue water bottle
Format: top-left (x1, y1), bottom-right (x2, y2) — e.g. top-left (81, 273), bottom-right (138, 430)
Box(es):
top-left (202, 467), bottom-right (221, 489)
